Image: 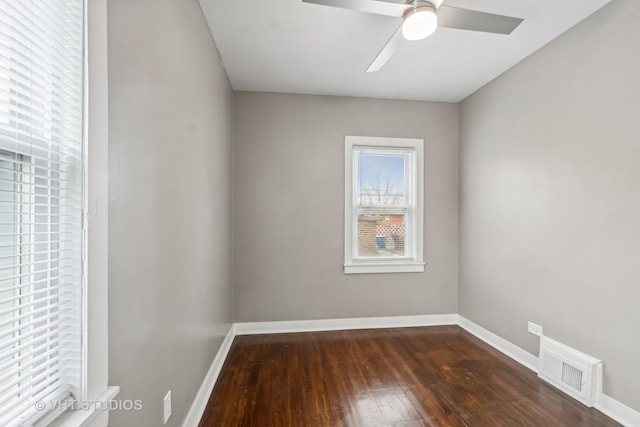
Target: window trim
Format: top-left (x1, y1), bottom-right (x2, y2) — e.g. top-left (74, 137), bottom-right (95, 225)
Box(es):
top-left (344, 136), bottom-right (425, 274)
top-left (46, 0), bottom-right (119, 425)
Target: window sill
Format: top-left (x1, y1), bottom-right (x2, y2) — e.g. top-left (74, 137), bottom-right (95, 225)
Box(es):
top-left (44, 386), bottom-right (120, 427)
top-left (344, 262), bottom-right (425, 274)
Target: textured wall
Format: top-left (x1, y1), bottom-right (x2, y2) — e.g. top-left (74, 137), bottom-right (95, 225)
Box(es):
top-left (460, 0), bottom-right (640, 411)
top-left (107, 0), bottom-right (232, 425)
top-left (233, 92), bottom-right (459, 322)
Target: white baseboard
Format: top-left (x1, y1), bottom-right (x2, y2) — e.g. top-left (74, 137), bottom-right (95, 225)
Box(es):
top-left (458, 316), bottom-right (640, 427)
top-left (183, 315), bottom-right (640, 427)
top-left (458, 316), bottom-right (539, 372)
top-left (234, 314), bottom-right (458, 335)
top-left (595, 392), bottom-right (640, 427)
top-left (181, 324), bottom-right (235, 427)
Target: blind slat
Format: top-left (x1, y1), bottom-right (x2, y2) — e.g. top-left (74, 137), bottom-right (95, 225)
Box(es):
top-left (0, 284), bottom-right (75, 317)
top-left (0, 315), bottom-right (77, 362)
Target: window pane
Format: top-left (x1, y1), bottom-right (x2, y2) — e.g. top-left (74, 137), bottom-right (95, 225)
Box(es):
top-left (356, 151), bottom-right (408, 207)
top-left (357, 213), bottom-right (406, 258)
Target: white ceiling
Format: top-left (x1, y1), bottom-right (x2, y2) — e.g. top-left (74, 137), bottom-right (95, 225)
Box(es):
top-left (199, 0), bottom-right (611, 103)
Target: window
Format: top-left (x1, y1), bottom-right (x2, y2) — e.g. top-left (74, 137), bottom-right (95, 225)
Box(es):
top-left (344, 136), bottom-right (425, 274)
top-left (0, 1), bottom-right (86, 425)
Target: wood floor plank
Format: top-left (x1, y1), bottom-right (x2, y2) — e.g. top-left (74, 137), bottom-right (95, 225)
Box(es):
top-left (199, 326), bottom-right (620, 427)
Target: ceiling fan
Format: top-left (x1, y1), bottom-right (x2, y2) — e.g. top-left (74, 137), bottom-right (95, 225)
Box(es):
top-left (302, 0), bottom-right (524, 72)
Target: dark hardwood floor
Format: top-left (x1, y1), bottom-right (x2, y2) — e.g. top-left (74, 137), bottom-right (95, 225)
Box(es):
top-left (199, 326), bottom-right (620, 426)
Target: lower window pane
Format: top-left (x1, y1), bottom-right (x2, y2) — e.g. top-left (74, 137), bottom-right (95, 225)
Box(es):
top-left (357, 214), bottom-right (406, 257)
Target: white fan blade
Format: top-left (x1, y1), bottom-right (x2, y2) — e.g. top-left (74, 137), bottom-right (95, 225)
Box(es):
top-left (302, 0), bottom-right (408, 18)
top-left (367, 24), bottom-right (403, 72)
top-left (438, 6), bottom-right (523, 35)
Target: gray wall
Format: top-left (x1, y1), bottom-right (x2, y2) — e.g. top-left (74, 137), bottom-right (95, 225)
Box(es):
top-left (460, 0), bottom-right (640, 411)
top-left (107, 0), bottom-right (233, 425)
top-left (233, 92), bottom-right (459, 322)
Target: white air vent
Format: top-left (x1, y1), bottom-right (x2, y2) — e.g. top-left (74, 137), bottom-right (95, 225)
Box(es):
top-left (538, 336), bottom-right (602, 407)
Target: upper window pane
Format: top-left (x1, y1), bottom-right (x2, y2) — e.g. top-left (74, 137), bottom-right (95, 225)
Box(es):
top-left (355, 149), bottom-right (411, 207)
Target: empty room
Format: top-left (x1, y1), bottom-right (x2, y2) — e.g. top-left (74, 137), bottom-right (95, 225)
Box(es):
top-left (1, 0), bottom-right (639, 426)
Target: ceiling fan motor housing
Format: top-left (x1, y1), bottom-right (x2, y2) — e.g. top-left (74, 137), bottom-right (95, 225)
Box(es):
top-left (403, 1), bottom-right (438, 41)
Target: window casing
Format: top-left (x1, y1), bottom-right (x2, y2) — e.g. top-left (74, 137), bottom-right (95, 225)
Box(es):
top-left (344, 136), bottom-right (425, 274)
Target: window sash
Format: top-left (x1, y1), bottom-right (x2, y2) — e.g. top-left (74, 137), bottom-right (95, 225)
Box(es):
top-left (353, 148), bottom-right (413, 208)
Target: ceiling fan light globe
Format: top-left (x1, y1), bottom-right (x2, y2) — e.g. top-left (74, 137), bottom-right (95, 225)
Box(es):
top-left (402, 7), bottom-right (438, 41)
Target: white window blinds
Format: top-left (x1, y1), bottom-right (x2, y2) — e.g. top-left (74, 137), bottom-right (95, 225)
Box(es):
top-left (0, 1), bottom-right (85, 425)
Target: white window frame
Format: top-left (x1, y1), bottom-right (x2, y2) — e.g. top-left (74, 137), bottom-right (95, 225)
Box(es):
top-left (43, 1), bottom-right (119, 426)
top-left (344, 136), bottom-right (425, 274)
